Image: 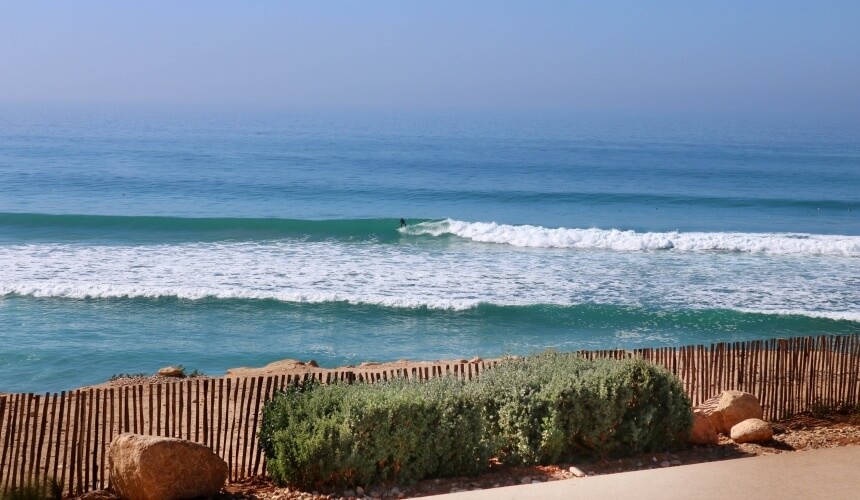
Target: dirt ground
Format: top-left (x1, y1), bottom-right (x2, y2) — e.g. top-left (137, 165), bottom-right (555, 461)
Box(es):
top-left (215, 409), bottom-right (860, 500)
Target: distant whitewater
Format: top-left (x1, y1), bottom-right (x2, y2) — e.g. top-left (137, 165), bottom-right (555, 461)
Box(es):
top-left (2, 217), bottom-right (858, 325)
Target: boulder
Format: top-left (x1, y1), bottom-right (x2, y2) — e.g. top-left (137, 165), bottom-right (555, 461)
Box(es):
top-left (156, 366), bottom-right (185, 378)
top-left (708, 390), bottom-right (763, 434)
top-left (109, 433), bottom-right (227, 500)
top-left (689, 409), bottom-right (718, 445)
top-left (730, 418), bottom-right (773, 443)
top-left (226, 359), bottom-right (309, 377)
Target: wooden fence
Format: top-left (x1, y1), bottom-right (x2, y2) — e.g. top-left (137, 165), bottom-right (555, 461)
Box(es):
top-left (1, 334), bottom-right (859, 495)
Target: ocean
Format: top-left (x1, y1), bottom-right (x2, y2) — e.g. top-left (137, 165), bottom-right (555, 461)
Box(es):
top-left (1, 108), bottom-right (859, 393)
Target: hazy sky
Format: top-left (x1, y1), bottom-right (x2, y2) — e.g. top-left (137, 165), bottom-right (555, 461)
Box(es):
top-left (1, 1), bottom-right (858, 115)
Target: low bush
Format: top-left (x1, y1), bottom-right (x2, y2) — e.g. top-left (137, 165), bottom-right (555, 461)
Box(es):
top-left (472, 352), bottom-right (692, 464)
top-left (0, 477), bottom-right (61, 500)
top-left (261, 352), bottom-right (692, 488)
top-left (260, 377), bottom-right (489, 488)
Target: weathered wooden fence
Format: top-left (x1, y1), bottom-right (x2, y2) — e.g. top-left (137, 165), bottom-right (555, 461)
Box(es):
top-left (1, 334), bottom-right (859, 495)
top-left (0, 363), bottom-right (491, 495)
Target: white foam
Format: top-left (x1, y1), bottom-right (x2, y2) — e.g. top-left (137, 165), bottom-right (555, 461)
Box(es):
top-left (0, 238), bottom-right (858, 322)
top-left (406, 219), bottom-right (860, 256)
top-left (735, 308), bottom-right (860, 323)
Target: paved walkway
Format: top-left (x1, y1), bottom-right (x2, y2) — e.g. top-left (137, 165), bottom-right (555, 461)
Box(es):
top-left (428, 445), bottom-right (860, 500)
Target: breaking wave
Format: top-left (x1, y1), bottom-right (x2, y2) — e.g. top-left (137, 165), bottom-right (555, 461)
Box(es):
top-left (406, 219), bottom-right (860, 256)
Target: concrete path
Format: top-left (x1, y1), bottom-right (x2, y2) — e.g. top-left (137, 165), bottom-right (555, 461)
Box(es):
top-left (428, 445), bottom-right (860, 500)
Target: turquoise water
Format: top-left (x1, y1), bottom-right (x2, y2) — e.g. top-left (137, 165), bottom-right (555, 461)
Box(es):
top-left (1, 108), bottom-right (859, 392)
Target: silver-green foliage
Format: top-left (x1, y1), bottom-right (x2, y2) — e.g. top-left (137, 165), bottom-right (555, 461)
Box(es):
top-left (260, 352), bottom-right (692, 488)
top-left (471, 352), bottom-right (692, 464)
top-left (260, 376), bottom-right (489, 488)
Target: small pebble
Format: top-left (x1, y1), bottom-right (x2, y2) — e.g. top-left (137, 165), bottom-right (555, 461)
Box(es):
top-left (521, 477), bottom-right (532, 484)
top-left (660, 460), bottom-right (671, 468)
top-left (569, 466), bottom-right (586, 477)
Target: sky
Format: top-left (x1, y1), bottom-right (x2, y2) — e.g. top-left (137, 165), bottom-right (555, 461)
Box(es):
top-left (1, 1), bottom-right (858, 116)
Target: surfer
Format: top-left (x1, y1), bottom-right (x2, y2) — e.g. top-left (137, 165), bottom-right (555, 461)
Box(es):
top-left (399, 218), bottom-right (407, 228)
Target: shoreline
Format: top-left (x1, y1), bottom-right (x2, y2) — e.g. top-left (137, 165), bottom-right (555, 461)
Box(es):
top-left (82, 355), bottom-right (501, 391)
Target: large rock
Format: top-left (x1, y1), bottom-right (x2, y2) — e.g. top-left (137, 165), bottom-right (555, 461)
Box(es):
top-left (689, 409), bottom-right (718, 445)
top-left (708, 390), bottom-right (763, 434)
top-left (157, 366), bottom-right (185, 377)
top-left (109, 433), bottom-right (227, 500)
top-left (730, 418), bottom-right (774, 443)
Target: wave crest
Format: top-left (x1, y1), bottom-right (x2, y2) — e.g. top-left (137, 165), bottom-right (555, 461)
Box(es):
top-left (3, 287), bottom-right (859, 323)
top-left (0, 285), bottom-right (481, 310)
top-left (405, 219), bottom-right (860, 256)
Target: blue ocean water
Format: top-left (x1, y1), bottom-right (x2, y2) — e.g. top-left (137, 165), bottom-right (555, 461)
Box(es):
top-left (1, 107), bottom-right (859, 393)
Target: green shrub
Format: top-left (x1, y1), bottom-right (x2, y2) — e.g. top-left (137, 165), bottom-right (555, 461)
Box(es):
top-left (0, 477), bottom-right (61, 500)
top-left (260, 377), bottom-right (489, 488)
top-left (472, 352), bottom-right (692, 464)
top-left (261, 352), bottom-right (692, 488)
